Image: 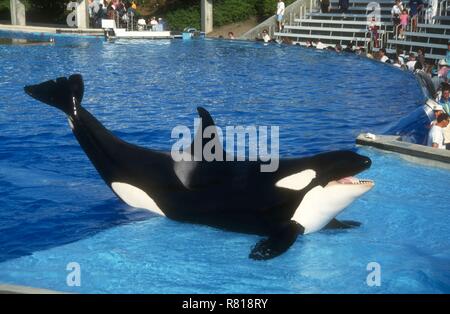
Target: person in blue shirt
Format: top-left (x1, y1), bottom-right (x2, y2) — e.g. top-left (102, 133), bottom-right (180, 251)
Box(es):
top-left (339, 0), bottom-right (350, 13)
top-left (409, 0), bottom-right (424, 32)
top-left (439, 87), bottom-right (450, 115)
top-left (445, 42), bottom-right (450, 65)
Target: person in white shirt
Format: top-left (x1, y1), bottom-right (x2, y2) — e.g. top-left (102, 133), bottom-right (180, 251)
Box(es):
top-left (315, 39), bottom-right (327, 50)
top-left (406, 53), bottom-right (417, 71)
top-left (276, 0), bottom-right (285, 31)
top-left (262, 29), bottom-right (271, 43)
top-left (426, 0), bottom-right (438, 24)
top-left (391, 0), bottom-right (402, 37)
top-left (378, 48), bottom-right (390, 63)
top-left (427, 113), bottom-right (449, 149)
top-left (137, 18), bottom-right (147, 31)
top-left (427, 99), bottom-right (444, 128)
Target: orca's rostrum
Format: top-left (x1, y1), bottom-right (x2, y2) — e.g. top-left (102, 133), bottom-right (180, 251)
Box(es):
top-left (24, 74), bottom-right (374, 260)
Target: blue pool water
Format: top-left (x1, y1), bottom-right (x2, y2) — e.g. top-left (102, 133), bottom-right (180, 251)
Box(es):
top-left (0, 34), bottom-right (449, 293)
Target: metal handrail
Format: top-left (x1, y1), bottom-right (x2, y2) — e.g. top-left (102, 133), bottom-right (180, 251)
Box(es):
top-left (240, 0), bottom-right (316, 40)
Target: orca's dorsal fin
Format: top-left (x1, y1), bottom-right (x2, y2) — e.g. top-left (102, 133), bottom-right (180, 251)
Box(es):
top-left (24, 74), bottom-right (84, 116)
top-left (187, 107), bottom-right (225, 160)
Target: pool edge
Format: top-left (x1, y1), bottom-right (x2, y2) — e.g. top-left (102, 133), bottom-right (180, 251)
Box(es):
top-left (0, 283), bottom-right (68, 294)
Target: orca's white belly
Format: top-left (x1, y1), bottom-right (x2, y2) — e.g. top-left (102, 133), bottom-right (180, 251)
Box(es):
top-left (292, 184), bottom-right (360, 234)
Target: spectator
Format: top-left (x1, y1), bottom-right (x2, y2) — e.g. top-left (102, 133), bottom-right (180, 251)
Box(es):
top-left (338, 0), bottom-right (350, 13)
top-left (438, 58), bottom-right (449, 79)
top-left (137, 17), bottom-right (147, 31)
top-left (149, 17), bottom-right (158, 25)
top-left (343, 41), bottom-right (354, 53)
top-left (281, 37), bottom-right (294, 45)
top-left (399, 49), bottom-right (408, 62)
top-left (391, 0), bottom-right (402, 38)
top-left (427, 100), bottom-right (444, 132)
top-left (355, 47), bottom-right (365, 56)
top-left (276, 0), bottom-right (285, 31)
top-left (368, 16), bottom-right (379, 48)
top-left (395, 49), bottom-right (406, 67)
top-left (107, 1), bottom-right (116, 20)
top-left (399, 9), bottom-right (409, 39)
top-left (406, 53), bottom-right (417, 71)
top-left (392, 57), bottom-right (402, 68)
top-left (127, 1), bottom-right (136, 15)
top-left (414, 60), bottom-right (424, 73)
top-left (427, 113), bottom-right (449, 149)
top-left (379, 48), bottom-right (390, 63)
top-left (425, 0), bottom-right (438, 24)
top-left (320, 0), bottom-right (330, 13)
top-left (315, 39), bottom-right (327, 50)
top-left (262, 29), bottom-right (271, 43)
top-left (441, 93), bottom-right (450, 147)
top-left (417, 48), bottom-right (426, 68)
top-left (439, 88), bottom-right (450, 115)
top-left (157, 18), bottom-right (165, 31)
top-left (445, 41), bottom-right (450, 64)
top-left (409, 0), bottom-right (424, 32)
top-left (228, 32), bottom-right (235, 40)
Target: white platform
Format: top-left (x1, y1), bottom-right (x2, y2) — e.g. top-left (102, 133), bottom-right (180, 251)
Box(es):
top-left (113, 29), bottom-right (173, 39)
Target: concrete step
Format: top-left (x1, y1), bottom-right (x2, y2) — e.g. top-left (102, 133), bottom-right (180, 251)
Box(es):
top-left (285, 25), bottom-right (385, 33)
top-left (329, 0), bottom-right (396, 3)
top-left (306, 12), bottom-right (392, 20)
top-left (424, 53), bottom-right (447, 60)
top-left (388, 39), bottom-right (447, 49)
top-left (433, 16), bottom-right (450, 21)
top-left (403, 31), bottom-right (450, 40)
top-left (294, 18), bottom-right (393, 26)
top-left (328, 5), bottom-right (393, 12)
top-left (275, 31), bottom-right (370, 42)
top-left (417, 23), bottom-right (450, 30)
top-left (383, 48), bottom-right (443, 61)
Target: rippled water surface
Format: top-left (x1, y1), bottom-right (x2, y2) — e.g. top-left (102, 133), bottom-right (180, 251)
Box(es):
top-left (0, 34), bottom-right (449, 293)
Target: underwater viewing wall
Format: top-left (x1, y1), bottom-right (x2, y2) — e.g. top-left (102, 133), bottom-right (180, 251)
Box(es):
top-left (384, 72), bottom-right (435, 145)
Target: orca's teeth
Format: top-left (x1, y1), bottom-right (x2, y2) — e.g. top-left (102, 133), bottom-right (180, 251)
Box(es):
top-left (357, 179), bottom-right (374, 185)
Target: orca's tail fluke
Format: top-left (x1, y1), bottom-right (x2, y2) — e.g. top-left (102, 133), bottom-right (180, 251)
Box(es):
top-left (24, 74), bottom-right (84, 116)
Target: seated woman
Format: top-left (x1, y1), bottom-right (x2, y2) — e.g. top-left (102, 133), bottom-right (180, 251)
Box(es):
top-left (320, 0), bottom-right (330, 13)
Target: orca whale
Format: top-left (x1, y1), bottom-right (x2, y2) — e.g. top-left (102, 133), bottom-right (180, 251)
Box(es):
top-left (24, 74), bottom-right (374, 260)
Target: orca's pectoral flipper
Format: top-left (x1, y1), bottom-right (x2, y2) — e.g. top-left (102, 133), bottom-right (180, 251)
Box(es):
top-left (24, 74), bottom-right (84, 116)
top-left (324, 219), bottom-right (362, 230)
top-left (249, 221), bottom-right (304, 261)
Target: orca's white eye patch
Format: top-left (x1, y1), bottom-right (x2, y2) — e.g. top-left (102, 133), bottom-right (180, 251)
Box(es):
top-left (275, 169), bottom-right (316, 191)
top-left (111, 182), bottom-right (165, 216)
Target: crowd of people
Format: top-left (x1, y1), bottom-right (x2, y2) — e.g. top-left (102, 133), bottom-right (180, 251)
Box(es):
top-left (424, 46), bottom-right (450, 150)
top-left (290, 37), bottom-right (450, 149)
top-left (87, 0), bottom-right (166, 31)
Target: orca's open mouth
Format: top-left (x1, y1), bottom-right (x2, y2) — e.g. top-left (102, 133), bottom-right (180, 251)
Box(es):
top-left (327, 177), bottom-right (374, 187)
